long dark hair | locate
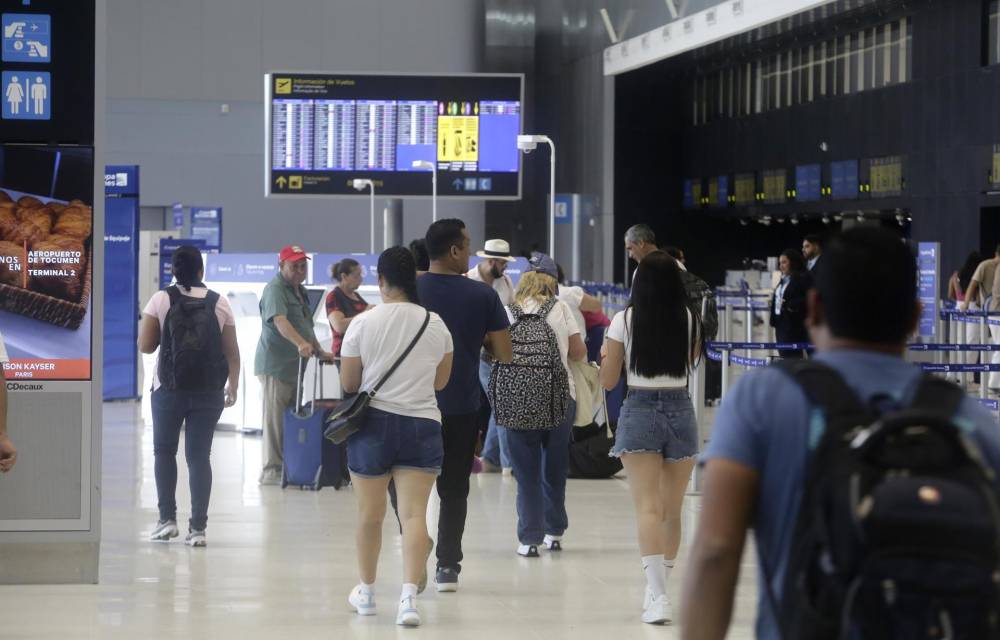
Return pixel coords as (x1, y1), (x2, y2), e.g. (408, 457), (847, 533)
(409, 238), (430, 271)
(377, 246), (419, 304)
(331, 258), (359, 282)
(959, 251), (984, 292)
(780, 248), (807, 274)
(627, 251), (690, 378)
(171, 245), (204, 292)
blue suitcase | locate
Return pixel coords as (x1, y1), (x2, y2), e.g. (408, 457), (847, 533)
(281, 359), (350, 490)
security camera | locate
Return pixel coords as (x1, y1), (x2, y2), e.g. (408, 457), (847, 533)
(517, 134), (550, 153)
(411, 160), (434, 171)
(352, 179), (373, 191)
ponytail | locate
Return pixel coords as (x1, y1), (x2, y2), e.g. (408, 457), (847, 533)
(377, 246), (420, 304)
(171, 245), (204, 292)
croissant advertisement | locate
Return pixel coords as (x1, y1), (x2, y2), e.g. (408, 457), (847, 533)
(0, 145), (93, 380)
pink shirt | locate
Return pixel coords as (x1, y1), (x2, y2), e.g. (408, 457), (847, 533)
(142, 287), (235, 390)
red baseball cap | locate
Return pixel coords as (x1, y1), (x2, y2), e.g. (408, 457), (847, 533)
(279, 245), (310, 262)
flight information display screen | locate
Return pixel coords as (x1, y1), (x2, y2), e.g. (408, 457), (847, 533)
(795, 164), (821, 202)
(830, 160), (859, 199)
(266, 73), (523, 198)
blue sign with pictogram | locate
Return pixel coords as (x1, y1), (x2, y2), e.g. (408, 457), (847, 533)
(2, 70), (48, 119)
(2, 13), (50, 63)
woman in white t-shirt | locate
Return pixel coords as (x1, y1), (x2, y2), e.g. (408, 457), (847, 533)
(138, 246), (241, 548)
(599, 250), (700, 625)
(339, 246), (454, 628)
(497, 255), (586, 558)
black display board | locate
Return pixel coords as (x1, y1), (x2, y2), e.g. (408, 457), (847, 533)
(265, 72), (523, 199)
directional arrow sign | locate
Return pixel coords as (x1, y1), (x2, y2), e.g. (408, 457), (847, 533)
(276, 176), (287, 188)
(452, 178), (463, 190)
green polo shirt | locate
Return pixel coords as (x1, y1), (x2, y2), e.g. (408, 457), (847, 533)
(254, 274), (317, 384)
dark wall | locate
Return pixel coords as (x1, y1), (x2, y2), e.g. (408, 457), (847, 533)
(615, 0), (998, 288)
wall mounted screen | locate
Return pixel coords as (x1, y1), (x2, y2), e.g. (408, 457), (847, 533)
(795, 164), (821, 202)
(830, 160), (859, 200)
(265, 72), (523, 199)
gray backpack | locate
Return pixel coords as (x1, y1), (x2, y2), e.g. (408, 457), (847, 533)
(489, 298), (570, 430)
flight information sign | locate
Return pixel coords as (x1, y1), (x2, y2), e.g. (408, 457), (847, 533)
(795, 164), (821, 202)
(830, 160), (859, 200)
(266, 73), (523, 199)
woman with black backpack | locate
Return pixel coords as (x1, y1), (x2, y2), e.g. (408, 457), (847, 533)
(490, 253), (587, 558)
(138, 245), (241, 548)
(599, 250), (700, 625)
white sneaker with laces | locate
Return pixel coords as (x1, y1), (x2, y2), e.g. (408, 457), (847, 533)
(642, 594), (672, 625)
(149, 520), (179, 542)
(396, 595), (420, 627)
(349, 585), (376, 616)
(543, 534), (562, 551)
(643, 586), (652, 610)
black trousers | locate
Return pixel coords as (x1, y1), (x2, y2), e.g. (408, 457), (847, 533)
(388, 410), (480, 572)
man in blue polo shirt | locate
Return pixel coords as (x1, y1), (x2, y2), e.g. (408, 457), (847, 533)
(680, 228), (1000, 639)
(417, 219), (512, 593)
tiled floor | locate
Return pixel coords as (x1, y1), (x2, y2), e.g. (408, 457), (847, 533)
(0, 402), (760, 638)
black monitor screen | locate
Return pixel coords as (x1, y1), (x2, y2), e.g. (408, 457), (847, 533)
(266, 72), (523, 199)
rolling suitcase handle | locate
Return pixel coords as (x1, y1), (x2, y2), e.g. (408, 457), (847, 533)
(293, 356), (324, 418)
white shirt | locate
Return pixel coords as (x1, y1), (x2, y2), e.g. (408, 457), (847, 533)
(467, 265), (515, 306)
(808, 256), (819, 271)
(557, 284), (587, 337)
(608, 308), (691, 389)
(341, 302), (453, 423)
(142, 287), (236, 391)
(774, 277), (789, 316)
(0, 330), (8, 364)
(506, 298), (580, 400)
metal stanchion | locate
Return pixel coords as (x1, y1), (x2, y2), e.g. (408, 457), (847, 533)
(720, 347), (730, 401)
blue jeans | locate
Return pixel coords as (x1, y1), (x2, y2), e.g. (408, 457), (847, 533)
(502, 399), (575, 545)
(479, 358), (510, 468)
(151, 388), (224, 531)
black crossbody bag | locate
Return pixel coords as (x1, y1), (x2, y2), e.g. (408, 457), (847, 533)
(323, 310), (430, 444)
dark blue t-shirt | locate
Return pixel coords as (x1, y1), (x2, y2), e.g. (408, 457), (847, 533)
(418, 272), (510, 415)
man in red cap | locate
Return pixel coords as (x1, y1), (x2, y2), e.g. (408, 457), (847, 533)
(254, 245), (333, 485)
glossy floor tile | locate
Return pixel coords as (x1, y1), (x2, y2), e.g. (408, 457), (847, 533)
(0, 402), (760, 638)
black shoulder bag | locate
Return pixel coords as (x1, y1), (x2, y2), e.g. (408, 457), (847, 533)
(323, 310), (431, 444)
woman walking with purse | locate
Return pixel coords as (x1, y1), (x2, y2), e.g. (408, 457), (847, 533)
(599, 250), (700, 625)
(338, 246), (454, 627)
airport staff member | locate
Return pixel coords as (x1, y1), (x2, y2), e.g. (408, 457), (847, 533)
(254, 245), (333, 486)
(0, 330), (15, 473)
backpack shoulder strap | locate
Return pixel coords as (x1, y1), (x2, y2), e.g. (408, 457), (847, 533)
(509, 303), (524, 321)
(165, 285), (181, 307)
(539, 296), (559, 317)
(775, 359), (871, 437)
(906, 373), (966, 417)
(204, 289), (221, 310)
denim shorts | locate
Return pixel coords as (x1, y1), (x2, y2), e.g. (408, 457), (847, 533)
(346, 407), (444, 478)
(610, 389), (698, 461)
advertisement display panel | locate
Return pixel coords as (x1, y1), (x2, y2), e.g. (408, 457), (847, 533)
(0, 144), (94, 380)
(103, 165), (139, 399)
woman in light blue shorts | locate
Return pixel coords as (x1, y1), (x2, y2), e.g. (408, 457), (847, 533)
(599, 251), (700, 625)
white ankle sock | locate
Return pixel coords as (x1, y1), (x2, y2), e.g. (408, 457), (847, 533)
(642, 554), (666, 599)
(400, 583), (418, 600)
(663, 559), (675, 584)
(360, 582), (374, 595)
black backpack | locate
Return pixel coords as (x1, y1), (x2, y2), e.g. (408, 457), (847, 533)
(158, 286), (228, 392)
(489, 298), (570, 430)
(771, 360), (1000, 640)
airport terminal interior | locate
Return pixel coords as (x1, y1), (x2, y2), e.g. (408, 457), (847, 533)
(4, 0), (1000, 637)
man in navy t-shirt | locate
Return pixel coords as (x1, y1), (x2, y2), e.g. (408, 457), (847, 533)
(680, 228), (1000, 639)
(417, 219), (512, 592)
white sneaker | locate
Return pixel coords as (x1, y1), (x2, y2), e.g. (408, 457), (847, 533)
(258, 468), (282, 486)
(643, 586), (652, 610)
(543, 535), (562, 551)
(516, 544), (540, 557)
(396, 595), (420, 627)
(149, 520), (179, 542)
(349, 585), (376, 616)
(642, 594), (672, 625)
(184, 529), (207, 547)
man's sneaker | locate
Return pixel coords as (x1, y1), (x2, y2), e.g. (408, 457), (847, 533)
(185, 529), (207, 547)
(517, 544), (540, 558)
(435, 567), (459, 593)
(417, 536), (433, 594)
(481, 458), (502, 473)
(149, 520), (179, 542)
(543, 535), (562, 551)
(258, 468), (282, 486)
(641, 594), (672, 625)
(396, 595), (420, 627)
(348, 585), (376, 616)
